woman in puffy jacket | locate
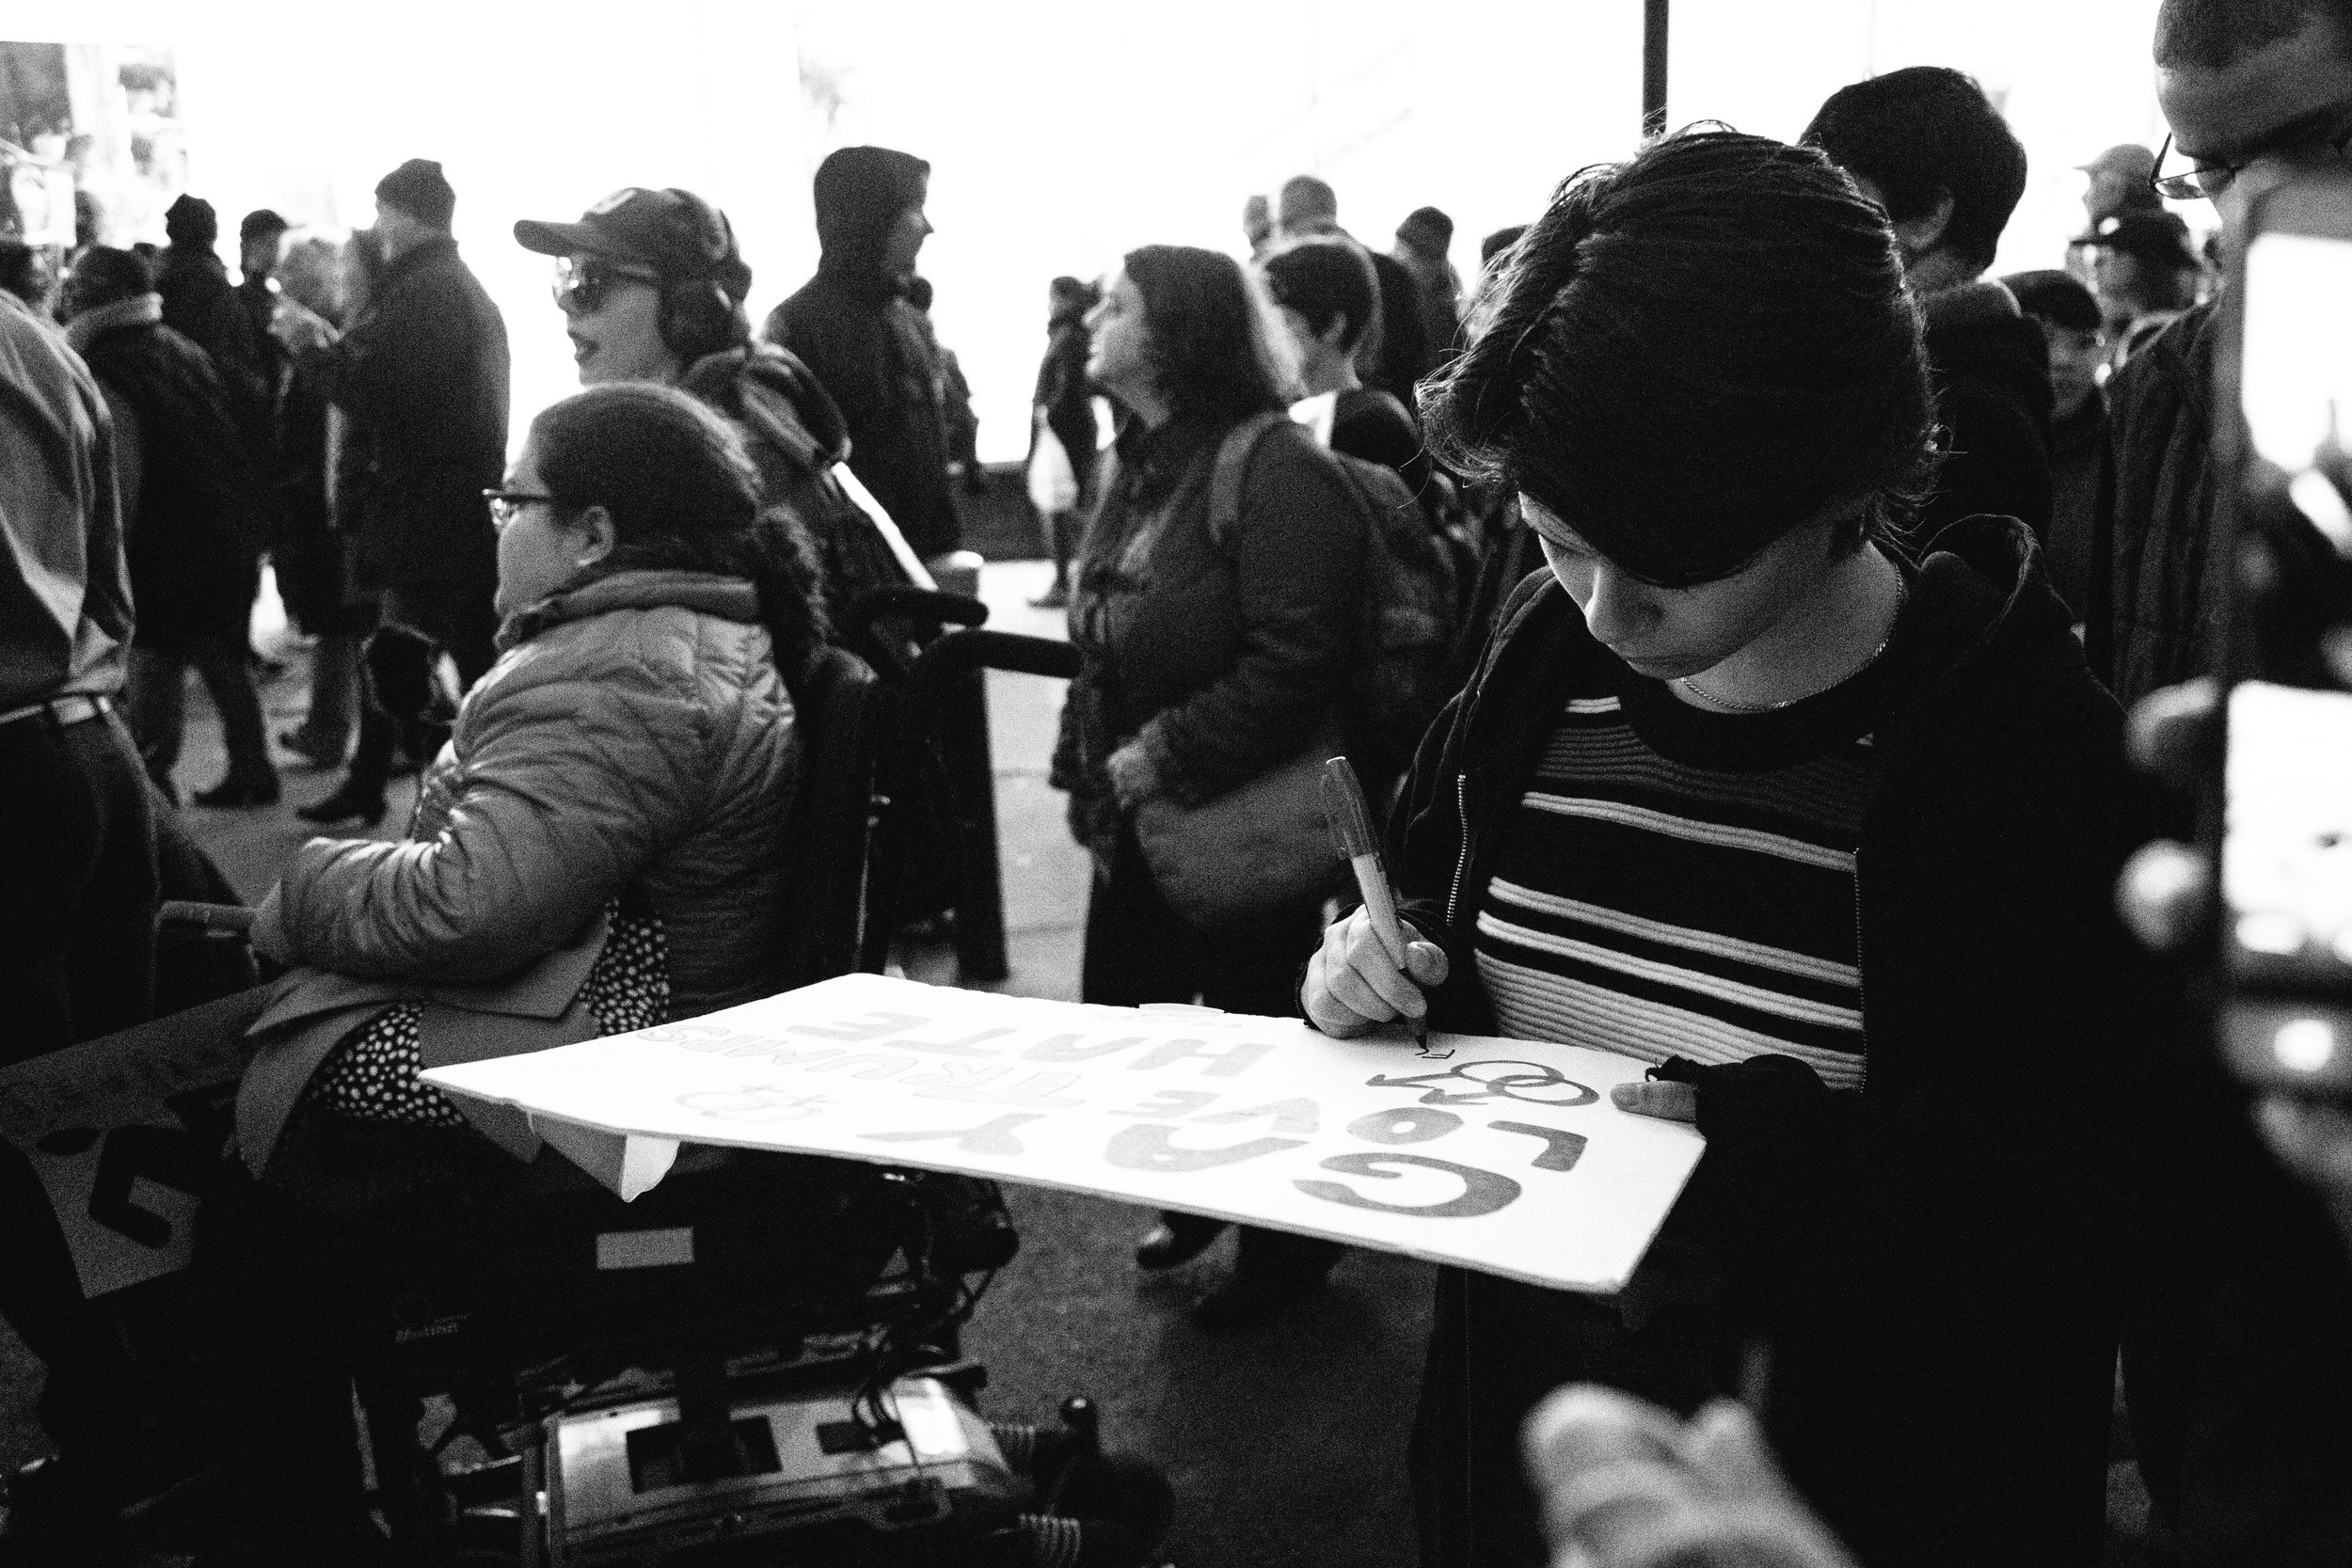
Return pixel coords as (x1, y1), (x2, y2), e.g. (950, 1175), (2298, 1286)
(125, 382), (833, 1560)
(241, 380), (823, 1160)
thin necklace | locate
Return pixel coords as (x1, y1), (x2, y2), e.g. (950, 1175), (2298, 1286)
(1677, 575), (1910, 714)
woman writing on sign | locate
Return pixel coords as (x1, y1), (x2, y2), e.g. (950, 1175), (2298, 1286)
(1052, 245), (1372, 1327)
(1303, 131), (2178, 1568)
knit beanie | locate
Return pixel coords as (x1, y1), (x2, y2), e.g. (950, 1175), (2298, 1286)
(375, 158), (456, 230)
(164, 194), (218, 247)
(1397, 205), (1454, 254)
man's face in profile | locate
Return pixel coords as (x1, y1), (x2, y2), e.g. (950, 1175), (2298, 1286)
(2158, 14), (2352, 236)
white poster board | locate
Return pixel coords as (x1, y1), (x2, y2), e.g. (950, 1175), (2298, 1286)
(423, 974), (1703, 1294)
(0, 990), (261, 1297)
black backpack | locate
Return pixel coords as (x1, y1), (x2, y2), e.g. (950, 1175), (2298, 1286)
(1206, 412), (1462, 780)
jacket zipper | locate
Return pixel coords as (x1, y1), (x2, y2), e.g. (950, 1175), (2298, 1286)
(1446, 772), (1472, 928)
(1851, 846), (1869, 1088)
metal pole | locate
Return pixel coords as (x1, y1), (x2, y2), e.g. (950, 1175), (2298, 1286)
(1643, 0), (1670, 137)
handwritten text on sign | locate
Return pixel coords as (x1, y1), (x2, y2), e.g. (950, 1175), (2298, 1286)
(0, 990), (262, 1298)
(422, 974), (1704, 1293)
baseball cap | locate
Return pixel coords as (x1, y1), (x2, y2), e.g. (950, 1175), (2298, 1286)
(2075, 210), (2204, 271)
(514, 187), (752, 303)
(2076, 143), (2157, 182)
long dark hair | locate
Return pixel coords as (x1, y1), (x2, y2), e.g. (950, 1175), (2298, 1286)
(1422, 129), (1935, 587)
(1121, 244), (1297, 429)
(530, 382), (828, 681)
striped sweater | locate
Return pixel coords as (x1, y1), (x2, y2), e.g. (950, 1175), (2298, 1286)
(1474, 658), (1903, 1093)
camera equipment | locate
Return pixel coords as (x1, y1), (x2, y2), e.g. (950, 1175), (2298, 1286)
(2210, 165), (2352, 1099)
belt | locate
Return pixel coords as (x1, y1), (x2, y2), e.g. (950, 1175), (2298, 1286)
(0, 693), (114, 732)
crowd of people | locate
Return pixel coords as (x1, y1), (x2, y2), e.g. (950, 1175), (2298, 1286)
(4, 0), (2352, 1562)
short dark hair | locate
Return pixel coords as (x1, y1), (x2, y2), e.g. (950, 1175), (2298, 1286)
(2002, 269), (2103, 332)
(1261, 239), (1381, 352)
(1121, 244), (1295, 427)
(1278, 174), (1338, 230)
(1803, 66), (2027, 277)
(2154, 0), (2352, 68)
(530, 383), (826, 670)
(1481, 225), (1529, 267)
(1422, 130), (1933, 587)
(67, 245), (155, 310)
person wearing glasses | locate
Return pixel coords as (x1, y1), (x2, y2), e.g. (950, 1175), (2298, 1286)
(510, 185), (914, 627)
(2093, 0), (2352, 706)
(2086, 3), (2352, 1563)
(86, 384), (833, 1558)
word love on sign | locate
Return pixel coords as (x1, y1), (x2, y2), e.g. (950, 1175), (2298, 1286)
(422, 974), (1704, 1293)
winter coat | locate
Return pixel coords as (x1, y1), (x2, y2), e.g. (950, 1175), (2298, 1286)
(2044, 391), (2107, 621)
(1391, 516), (2184, 1568)
(153, 244), (270, 421)
(1034, 315), (1100, 490)
(1919, 278), (2054, 544)
(0, 292), (131, 711)
(322, 233), (509, 593)
(69, 295), (270, 647)
(2085, 302), (2219, 707)
(681, 340), (913, 629)
(762, 147), (960, 562)
(1049, 411), (1367, 868)
(254, 569), (800, 1020)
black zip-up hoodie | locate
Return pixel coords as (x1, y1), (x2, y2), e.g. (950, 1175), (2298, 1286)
(1391, 516), (2186, 1568)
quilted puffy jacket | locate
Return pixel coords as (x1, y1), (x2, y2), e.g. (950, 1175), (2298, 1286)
(258, 569), (801, 1018)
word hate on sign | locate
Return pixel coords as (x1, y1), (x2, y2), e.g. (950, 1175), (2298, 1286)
(423, 974), (1704, 1293)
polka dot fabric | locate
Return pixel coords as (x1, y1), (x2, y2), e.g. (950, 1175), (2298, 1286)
(306, 903), (672, 1127)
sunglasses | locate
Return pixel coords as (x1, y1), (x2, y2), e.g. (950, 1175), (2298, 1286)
(551, 254), (663, 314)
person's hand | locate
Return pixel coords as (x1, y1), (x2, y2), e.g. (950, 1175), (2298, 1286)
(246, 891), (297, 966)
(1524, 1385), (1859, 1568)
(1303, 906), (1449, 1037)
(1105, 741), (1160, 810)
(1609, 1079), (1698, 1123)
(2115, 678), (2220, 954)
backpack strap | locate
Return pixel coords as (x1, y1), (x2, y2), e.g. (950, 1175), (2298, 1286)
(1205, 409), (1300, 552)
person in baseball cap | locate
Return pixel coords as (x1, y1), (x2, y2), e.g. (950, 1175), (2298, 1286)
(2076, 208), (2207, 372)
(514, 185), (914, 629)
(515, 186), (754, 385)
(2076, 143), (2163, 227)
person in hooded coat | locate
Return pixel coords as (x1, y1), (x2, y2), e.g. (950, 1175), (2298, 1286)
(761, 145), (963, 565)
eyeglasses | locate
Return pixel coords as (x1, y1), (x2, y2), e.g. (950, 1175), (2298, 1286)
(550, 254), (662, 314)
(483, 489), (557, 530)
(2152, 122), (2352, 202)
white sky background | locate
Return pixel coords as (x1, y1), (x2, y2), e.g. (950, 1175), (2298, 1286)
(29, 0), (2176, 464)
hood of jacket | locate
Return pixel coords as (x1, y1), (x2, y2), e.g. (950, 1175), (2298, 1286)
(62, 292), (162, 355)
(1402, 515), (2101, 988)
(812, 145), (929, 288)
(1921, 277), (2053, 426)
(498, 567), (761, 653)
(1453, 515), (2072, 785)
(679, 340), (852, 471)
